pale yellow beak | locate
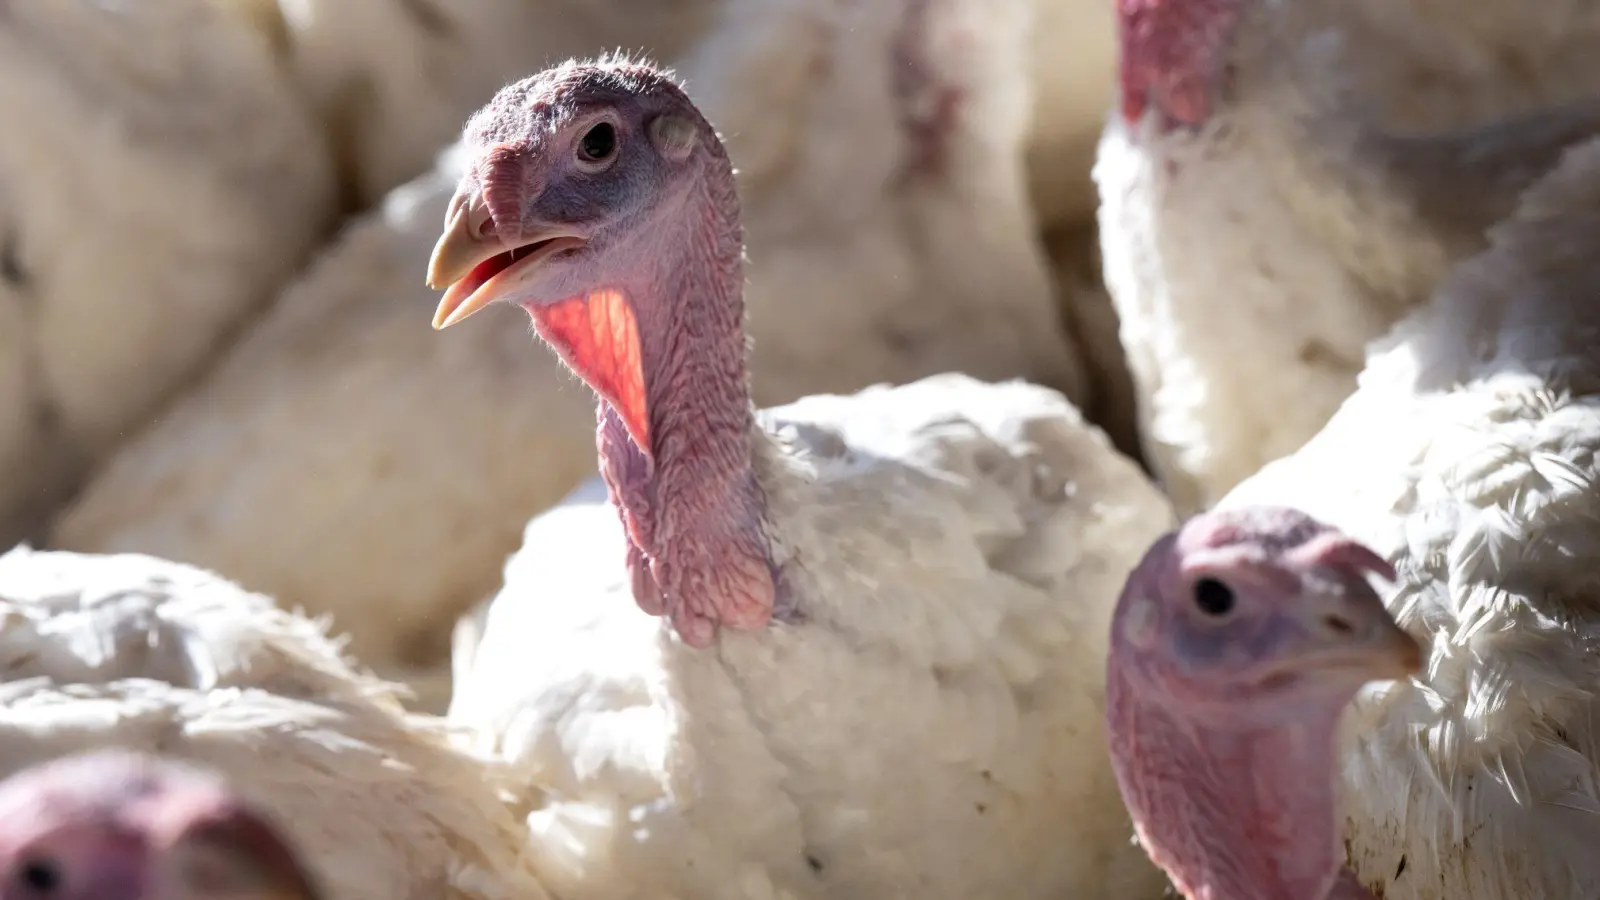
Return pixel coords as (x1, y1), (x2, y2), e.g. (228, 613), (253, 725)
(1303, 611), (1424, 682)
(425, 188), (588, 330)
(426, 189), (502, 330)
(1363, 618), (1424, 680)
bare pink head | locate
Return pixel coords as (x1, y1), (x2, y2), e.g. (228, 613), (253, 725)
(1116, 0), (1248, 127)
(1105, 506), (1421, 900)
(0, 751), (320, 900)
(424, 59), (779, 648)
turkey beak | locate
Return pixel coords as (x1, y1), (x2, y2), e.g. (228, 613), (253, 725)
(426, 189), (589, 330)
(1298, 602), (1423, 682)
(426, 189), (502, 329)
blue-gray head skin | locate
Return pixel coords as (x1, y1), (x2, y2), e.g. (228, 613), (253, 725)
(424, 59), (777, 648)
(0, 751), (322, 900)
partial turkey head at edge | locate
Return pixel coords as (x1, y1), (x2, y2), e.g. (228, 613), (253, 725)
(424, 59), (777, 648)
(0, 750), (322, 900)
(1106, 506), (1422, 900)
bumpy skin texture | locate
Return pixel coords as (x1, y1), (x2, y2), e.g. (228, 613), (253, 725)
(1107, 507), (1421, 900)
(0, 751), (320, 900)
(1115, 0), (1243, 127)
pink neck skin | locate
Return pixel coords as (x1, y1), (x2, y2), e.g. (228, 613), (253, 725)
(587, 141), (781, 648)
(1116, 0), (1247, 128)
(1106, 661), (1373, 900)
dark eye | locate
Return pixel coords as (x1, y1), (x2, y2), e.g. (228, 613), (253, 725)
(18, 856), (61, 894)
(1192, 578), (1235, 617)
(577, 123), (617, 163)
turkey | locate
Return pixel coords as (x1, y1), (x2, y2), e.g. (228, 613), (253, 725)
(437, 59), (1172, 900)
(1105, 507), (1422, 900)
(0, 544), (547, 900)
(0, 0), (336, 545)
(53, 0), (1082, 698)
(1217, 133), (1600, 897)
(0, 750), (326, 900)
(214, 0), (723, 206)
(1096, 0), (1600, 513)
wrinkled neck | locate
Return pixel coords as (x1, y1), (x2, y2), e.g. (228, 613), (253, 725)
(596, 141), (778, 644)
(601, 143), (754, 490)
(1107, 667), (1358, 900)
(1117, 0), (1249, 128)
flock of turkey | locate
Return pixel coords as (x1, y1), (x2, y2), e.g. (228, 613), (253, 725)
(0, 0), (1597, 898)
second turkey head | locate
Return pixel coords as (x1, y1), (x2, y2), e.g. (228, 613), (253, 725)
(1106, 506), (1422, 900)
(0, 751), (322, 900)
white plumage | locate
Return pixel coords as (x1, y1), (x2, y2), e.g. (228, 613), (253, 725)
(452, 374), (1173, 900)
(0, 544), (548, 900)
(0, 0), (336, 544)
(49, 145), (598, 690)
(1221, 134), (1600, 898)
(52, 0), (1084, 697)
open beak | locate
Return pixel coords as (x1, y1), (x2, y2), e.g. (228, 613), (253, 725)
(425, 188), (586, 330)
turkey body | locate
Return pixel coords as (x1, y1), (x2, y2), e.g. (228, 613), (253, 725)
(0, 0), (335, 544)
(1097, 0), (1600, 513)
(452, 374), (1173, 900)
(0, 545), (548, 900)
(1221, 135), (1600, 898)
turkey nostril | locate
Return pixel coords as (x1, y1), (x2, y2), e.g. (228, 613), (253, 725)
(1322, 614), (1354, 635)
(20, 856), (62, 893)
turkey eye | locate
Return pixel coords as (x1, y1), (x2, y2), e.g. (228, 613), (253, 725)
(19, 856), (61, 893)
(1192, 578), (1235, 617)
(577, 123), (617, 162)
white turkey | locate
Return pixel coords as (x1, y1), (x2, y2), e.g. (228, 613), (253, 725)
(1096, 0), (1600, 513)
(438, 58), (1171, 900)
(52, 0), (1082, 699)
(0, 0), (336, 545)
(1218, 133), (1600, 898)
(0, 544), (547, 900)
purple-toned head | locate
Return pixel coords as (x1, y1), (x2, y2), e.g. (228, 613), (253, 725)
(1116, 0), (1248, 127)
(425, 59), (776, 648)
(1105, 506), (1421, 899)
(426, 61), (716, 328)
(0, 752), (320, 900)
